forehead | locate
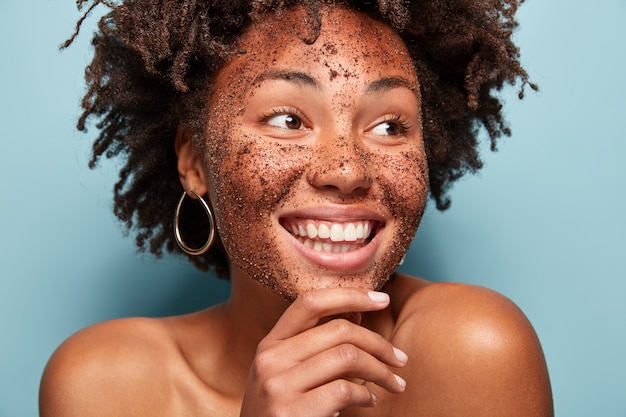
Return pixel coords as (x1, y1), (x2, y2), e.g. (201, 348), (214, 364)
(215, 6), (418, 90)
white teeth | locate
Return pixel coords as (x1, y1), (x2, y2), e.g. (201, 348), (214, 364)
(344, 223), (357, 242)
(297, 236), (362, 254)
(330, 224), (344, 242)
(287, 220), (375, 251)
(356, 223), (364, 239)
(306, 223), (318, 239)
(289, 221), (370, 242)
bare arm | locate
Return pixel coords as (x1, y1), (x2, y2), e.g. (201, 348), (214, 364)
(39, 319), (175, 417)
(387, 281), (553, 416)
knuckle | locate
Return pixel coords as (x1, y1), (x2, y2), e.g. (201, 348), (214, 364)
(252, 350), (277, 377)
(260, 375), (283, 397)
(256, 338), (271, 352)
(298, 291), (318, 310)
(332, 379), (355, 403)
(329, 379), (370, 406)
(331, 318), (353, 337)
(336, 343), (360, 365)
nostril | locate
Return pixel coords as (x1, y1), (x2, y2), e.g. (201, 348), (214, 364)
(307, 160), (373, 195)
(305, 136), (373, 194)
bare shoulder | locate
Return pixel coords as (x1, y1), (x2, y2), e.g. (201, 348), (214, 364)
(39, 317), (182, 417)
(387, 274), (554, 416)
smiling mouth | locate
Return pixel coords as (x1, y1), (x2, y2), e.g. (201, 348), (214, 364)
(281, 219), (379, 253)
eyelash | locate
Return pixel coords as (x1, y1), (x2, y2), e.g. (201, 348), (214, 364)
(261, 107), (308, 126)
(372, 115), (413, 137)
(260, 108), (413, 135)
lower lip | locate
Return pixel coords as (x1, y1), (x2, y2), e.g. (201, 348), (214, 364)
(284, 227), (383, 271)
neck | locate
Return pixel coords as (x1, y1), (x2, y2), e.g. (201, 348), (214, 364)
(217, 266), (291, 388)
(230, 266), (291, 331)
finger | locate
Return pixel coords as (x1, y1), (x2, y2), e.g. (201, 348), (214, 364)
(267, 288), (390, 340)
(263, 318), (408, 370)
(283, 379), (376, 417)
(282, 343), (407, 394)
(320, 311), (362, 326)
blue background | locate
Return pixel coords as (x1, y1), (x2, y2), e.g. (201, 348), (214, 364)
(1, 1), (625, 416)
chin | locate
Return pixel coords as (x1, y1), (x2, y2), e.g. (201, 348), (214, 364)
(279, 259), (400, 302)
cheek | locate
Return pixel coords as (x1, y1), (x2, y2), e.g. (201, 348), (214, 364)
(373, 147), (429, 246)
(210, 137), (310, 212)
(370, 147), (429, 218)
(204, 132), (311, 261)
(365, 147), (428, 290)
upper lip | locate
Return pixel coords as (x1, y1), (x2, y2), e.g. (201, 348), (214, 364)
(276, 205), (388, 224)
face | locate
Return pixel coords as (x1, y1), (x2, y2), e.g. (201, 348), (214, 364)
(201, 6), (429, 301)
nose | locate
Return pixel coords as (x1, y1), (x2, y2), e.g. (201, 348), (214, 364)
(306, 135), (373, 196)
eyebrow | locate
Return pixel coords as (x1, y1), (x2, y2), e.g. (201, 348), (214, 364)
(365, 77), (418, 96)
(252, 70), (321, 90)
(252, 70), (417, 98)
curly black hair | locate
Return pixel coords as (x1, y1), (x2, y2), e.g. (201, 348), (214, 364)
(65, 0), (535, 278)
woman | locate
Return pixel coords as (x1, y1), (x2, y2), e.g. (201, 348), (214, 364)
(40, 0), (553, 416)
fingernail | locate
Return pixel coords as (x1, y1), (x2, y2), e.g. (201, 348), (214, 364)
(393, 347), (408, 364)
(371, 391), (378, 403)
(367, 291), (389, 303)
(394, 374), (407, 389)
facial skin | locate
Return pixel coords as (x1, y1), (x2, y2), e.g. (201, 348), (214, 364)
(196, 6), (429, 301)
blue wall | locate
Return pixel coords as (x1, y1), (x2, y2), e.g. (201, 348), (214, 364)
(1, 1), (624, 416)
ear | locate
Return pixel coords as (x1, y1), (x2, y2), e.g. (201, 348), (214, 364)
(175, 127), (208, 196)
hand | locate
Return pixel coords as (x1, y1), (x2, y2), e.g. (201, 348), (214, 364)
(239, 288), (408, 417)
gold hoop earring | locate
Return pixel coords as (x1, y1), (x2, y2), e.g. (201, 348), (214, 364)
(174, 190), (215, 256)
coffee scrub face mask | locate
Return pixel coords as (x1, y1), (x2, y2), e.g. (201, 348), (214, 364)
(201, 6), (429, 301)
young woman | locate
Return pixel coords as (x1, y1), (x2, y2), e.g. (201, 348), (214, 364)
(40, 1), (553, 416)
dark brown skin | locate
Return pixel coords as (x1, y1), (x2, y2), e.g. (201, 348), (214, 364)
(40, 276), (552, 416)
(40, 6), (552, 417)
(199, 5), (428, 301)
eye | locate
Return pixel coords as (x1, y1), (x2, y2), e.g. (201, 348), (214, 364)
(370, 117), (410, 136)
(266, 113), (304, 130)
